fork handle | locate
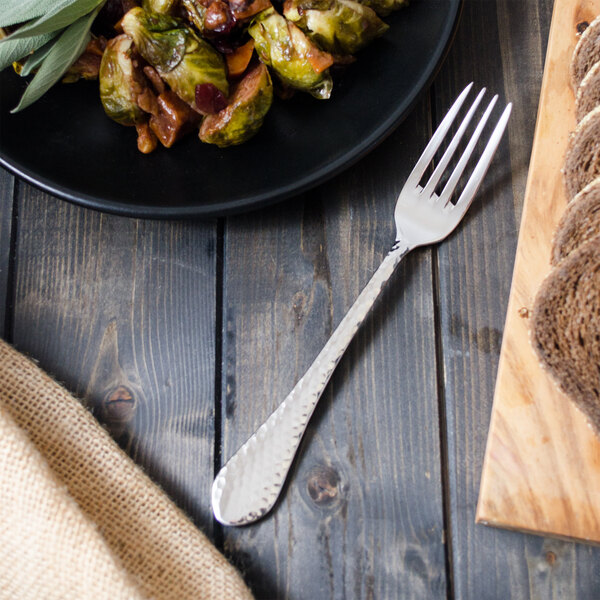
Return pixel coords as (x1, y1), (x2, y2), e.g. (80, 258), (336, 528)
(212, 240), (411, 526)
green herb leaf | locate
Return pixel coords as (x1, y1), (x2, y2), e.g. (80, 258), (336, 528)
(11, 7), (101, 113)
(3, 0), (106, 41)
(0, 31), (57, 71)
(20, 38), (57, 77)
(0, 0), (67, 29)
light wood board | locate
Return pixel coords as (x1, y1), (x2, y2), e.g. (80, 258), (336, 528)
(477, 0), (600, 544)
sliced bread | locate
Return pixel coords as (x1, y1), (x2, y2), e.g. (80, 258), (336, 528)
(571, 15), (600, 91)
(563, 104), (600, 200)
(576, 60), (600, 121)
(531, 236), (600, 435)
(551, 177), (600, 264)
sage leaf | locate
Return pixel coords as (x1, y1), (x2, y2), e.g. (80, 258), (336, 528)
(4, 0), (106, 41)
(11, 7), (100, 113)
(0, 0), (67, 29)
(20, 39), (57, 77)
(0, 31), (57, 71)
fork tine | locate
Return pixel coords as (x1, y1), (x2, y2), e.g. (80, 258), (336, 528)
(403, 82), (474, 191)
(438, 94), (498, 205)
(421, 87), (486, 200)
(453, 101), (513, 211)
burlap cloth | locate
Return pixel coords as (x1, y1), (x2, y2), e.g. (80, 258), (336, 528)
(0, 338), (253, 600)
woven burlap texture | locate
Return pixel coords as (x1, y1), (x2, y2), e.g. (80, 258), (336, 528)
(0, 339), (253, 600)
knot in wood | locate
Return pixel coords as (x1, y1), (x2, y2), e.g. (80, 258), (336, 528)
(292, 291), (306, 325)
(103, 385), (136, 424)
(306, 465), (341, 507)
(545, 551), (557, 566)
(577, 21), (589, 35)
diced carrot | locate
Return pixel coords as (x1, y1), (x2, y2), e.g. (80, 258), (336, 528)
(226, 40), (255, 78)
(307, 46), (334, 74)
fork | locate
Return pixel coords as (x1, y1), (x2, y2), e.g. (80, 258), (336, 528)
(212, 83), (512, 527)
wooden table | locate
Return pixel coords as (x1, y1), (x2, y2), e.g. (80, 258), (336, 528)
(2, 0), (600, 597)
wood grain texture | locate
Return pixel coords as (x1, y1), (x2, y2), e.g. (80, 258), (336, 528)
(434, 0), (600, 598)
(0, 167), (14, 338)
(220, 98), (448, 599)
(478, 0), (600, 543)
(10, 187), (218, 531)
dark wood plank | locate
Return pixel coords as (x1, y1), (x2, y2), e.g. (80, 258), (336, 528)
(220, 97), (448, 599)
(435, 0), (600, 597)
(0, 167), (14, 339)
(11, 186), (218, 531)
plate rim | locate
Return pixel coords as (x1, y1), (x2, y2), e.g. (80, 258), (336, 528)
(0, 0), (463, 219)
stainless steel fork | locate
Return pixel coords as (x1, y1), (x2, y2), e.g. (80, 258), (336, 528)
(212, 83), (512, 527)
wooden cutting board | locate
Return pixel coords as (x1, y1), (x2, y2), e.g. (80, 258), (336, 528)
(476, 0), (600, 544)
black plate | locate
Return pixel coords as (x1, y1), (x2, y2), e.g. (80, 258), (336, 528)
(0, 1), (461, 218)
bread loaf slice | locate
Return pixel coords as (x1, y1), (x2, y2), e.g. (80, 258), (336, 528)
(563, 105), (600, 199)
(576, 60), (600, 121)
(551, 177), (600, 264)
(571, 15), (600, 91)
(532, 236), (600, 435)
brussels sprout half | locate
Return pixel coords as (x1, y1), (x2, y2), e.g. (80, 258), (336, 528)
(283, 0), (388, 55)
(248, 7), (333, 99)
(121, 7), (228, 110)
(99, 34), (147, 126)
(200, 62), (273, 147)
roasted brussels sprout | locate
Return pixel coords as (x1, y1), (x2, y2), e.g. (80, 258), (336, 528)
(248, 7), (333, 99)
(121, 7), (229, 111)
(283, 0), (388, 55)
(358, 0), (407, 17)
(99, 34), (147, 125)
(199, 61), (273, 146)
(142, 0), (178, 13)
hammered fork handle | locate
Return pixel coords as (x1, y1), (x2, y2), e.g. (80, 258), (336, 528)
(212, 240), (411, 526)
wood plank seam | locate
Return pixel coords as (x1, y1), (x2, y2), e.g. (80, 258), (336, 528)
(428, 79), (456, 600)
(1, 175), (18, 343)
(213, 216), (226, 553)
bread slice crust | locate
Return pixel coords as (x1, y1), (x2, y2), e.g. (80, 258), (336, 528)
(552, 177), (600, 264)
(563, 105), (600, 200)
(576, 60), (600, 122)
(532, 236), (600, 435)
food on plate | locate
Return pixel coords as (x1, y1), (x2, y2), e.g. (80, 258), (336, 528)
(576, 60), (600, 121)
(563, 105), (600, 199)
(1, 0), (407, 151)
(121, 8), (229, 110)
(149, 90), (201, 147)
(199, 61), (272, 146)
(225, 39), (255, 77)
(248, 7), (333, 99)
(99, 34), (149, 125)
(571, 15), (600, 91)
(531, 237), (600, 435)
(282, 0), (388, 55)
(551, 177), (600, 265)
